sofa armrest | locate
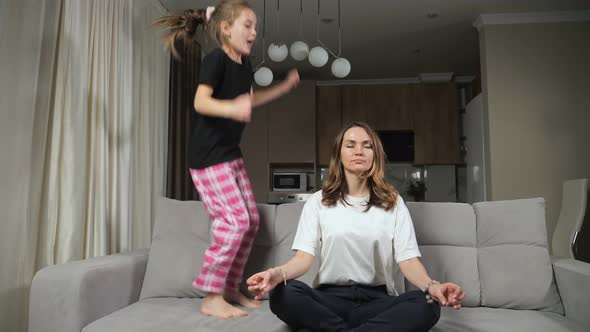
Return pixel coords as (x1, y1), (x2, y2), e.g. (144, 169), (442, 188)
(29, 249), (149, 332)
(553, 258), (590, 328)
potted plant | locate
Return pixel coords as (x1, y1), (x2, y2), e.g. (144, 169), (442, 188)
(406, 179), (427, 202)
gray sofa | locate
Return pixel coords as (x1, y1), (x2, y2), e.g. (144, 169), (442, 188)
(29, 197), (590, 332)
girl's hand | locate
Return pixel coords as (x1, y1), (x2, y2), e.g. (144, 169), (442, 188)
(284, 69), (300, 91)
(246, 268), (284, 300)
(231, 93), (252, 122)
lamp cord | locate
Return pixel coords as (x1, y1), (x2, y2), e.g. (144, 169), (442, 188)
(316, 0), (342, 58)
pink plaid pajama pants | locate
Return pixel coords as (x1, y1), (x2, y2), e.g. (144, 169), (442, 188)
(189, 158), (259, 294)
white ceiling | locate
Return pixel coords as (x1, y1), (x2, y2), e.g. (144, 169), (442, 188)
(159, 0), (590, 80)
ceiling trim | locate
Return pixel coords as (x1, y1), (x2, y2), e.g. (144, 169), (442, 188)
(454, 75), (476, 83)
(473, 10), (590, 31)
(317, 74), (477, 86)
(419, 72), (454, 82)
(317, 77), (421, 86)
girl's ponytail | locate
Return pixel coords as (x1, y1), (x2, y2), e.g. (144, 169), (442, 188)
(153, 9), (206, 59)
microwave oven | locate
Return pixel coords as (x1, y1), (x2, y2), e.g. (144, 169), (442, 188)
(272, 172), (307, 192)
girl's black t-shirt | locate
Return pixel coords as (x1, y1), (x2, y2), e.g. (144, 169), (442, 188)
(189, 48), (253, 169)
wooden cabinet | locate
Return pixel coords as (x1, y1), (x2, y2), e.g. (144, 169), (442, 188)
(268, 81), (316, 163)
(341, 85), (368, 125)
(316, 85), (342, 165)
(316, 82), (461, 165)
(339, 84), (417, 129)
(242, 81), (317, 202)
(241, 105), (269, 203)
(366, 84), (416, 131)
(414, 83), (461, 164)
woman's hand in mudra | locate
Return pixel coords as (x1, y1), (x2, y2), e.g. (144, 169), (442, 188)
(246, 268), (284, 300)
(428, 282), (465, 310)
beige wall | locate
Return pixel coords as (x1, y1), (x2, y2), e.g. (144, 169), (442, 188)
(479, 21), (590, 244)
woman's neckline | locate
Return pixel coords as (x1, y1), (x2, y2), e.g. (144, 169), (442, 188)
(346, 194), (369, 201)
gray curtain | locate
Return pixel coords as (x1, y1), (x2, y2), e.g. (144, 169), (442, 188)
(166, 40), (201, 200)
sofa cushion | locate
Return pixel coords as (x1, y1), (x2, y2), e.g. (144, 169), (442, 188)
(275, 202), (320, 287)
(406, 202), (480, 307)
(82, 298), (291, 332)
(432, 307), (585, 332)
(140, 198), (209, 299)
(474, 198), (564, 313)
(239, 204), (280, 298)
(140, 197), (277, 299)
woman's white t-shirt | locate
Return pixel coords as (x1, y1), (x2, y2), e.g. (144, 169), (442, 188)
(292, 190), (421, 295)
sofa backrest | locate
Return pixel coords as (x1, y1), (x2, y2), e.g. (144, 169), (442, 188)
(407, 198), (563, 313)
(474, 198), (563, 313)
(273, 203), (320, 285)
(239, 202), (319, 297)
(406, 202), (481, 307)
(140, 198), (315, 300)
(140, 197), (564, 314)
(140, 198), (210, 299)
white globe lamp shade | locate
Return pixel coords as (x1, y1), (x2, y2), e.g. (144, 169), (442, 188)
(254, 67), (273, 87)
(268, 43), (288, 62)
(290, 41), (309, 61)
(308, 46), (329, 67)
(331, 57), (351, 78)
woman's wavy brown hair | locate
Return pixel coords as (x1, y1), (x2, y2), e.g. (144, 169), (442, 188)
(322, 121), (398, 211)
(153, 0), (254, 59)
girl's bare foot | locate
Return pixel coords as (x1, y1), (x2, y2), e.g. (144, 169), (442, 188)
(224, 289), (261, 309)
(200, 293), (248, 319)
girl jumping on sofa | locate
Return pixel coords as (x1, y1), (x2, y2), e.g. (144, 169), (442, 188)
(247, 122), (465, 331)
(155, 0), (299, 319)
